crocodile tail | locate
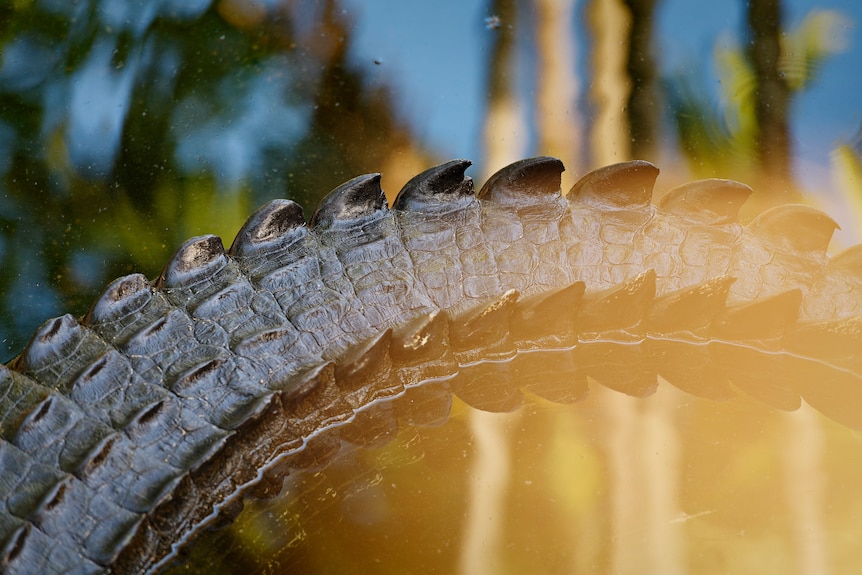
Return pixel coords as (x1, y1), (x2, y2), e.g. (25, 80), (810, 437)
(2, 158), (862, 573)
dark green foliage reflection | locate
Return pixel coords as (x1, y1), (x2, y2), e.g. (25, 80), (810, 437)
(0, 0), (414, 360)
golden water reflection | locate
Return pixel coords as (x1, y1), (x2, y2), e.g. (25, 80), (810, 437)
(168, 377), (862, 574)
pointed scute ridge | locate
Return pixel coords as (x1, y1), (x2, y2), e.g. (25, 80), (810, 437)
(477, 156), (564, 203)
(229, 199), (305, 256)
(393, 160), (474, 211)
(712, 289), (803, 340)
(567, 160), (658, 208)
(391, 309), (449, 362)
(748, 204), (838, 256)
(511, 281), (586, 345)
(644, 276), (736, 333)
(84, 273), (151, 326)
(310, 173), (387, 229)
(334, 328), (394, 394)
(658, 179), (752, 224)
(576, 270), (657, 332)
(450, 289), (519, 350)
(14, 314), (79, 372)
(157, 235), (227, 289)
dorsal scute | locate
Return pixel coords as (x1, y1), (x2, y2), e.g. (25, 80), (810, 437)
(712, 289), (803, 340)
(334, 328), (394, 395)
(84, 274), (152, 328)
(310, 173), (388, 230)
(477, 156), (564, 204)
(748, 204), (838, 257)
(393, 159), (475, 212)
(157, 235), (227, 290)
(658, 178), (752, 224)
(511, 281), (586, 347)
(14, 314), (81, 375)
(574, 270), (657, 334)
(229, 199), (306, 257)
(450, 289), (520, 351)
(644, 276), (736, 333)
(567, 160), (658, 209)
(12, 314), (116, 401)
(390, 310), (450, 363)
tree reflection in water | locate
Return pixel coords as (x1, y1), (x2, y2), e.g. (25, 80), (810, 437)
(175, 389), (862, 574)
(2, 1), (862, 573)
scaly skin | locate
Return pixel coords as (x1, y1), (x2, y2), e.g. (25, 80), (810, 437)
(1, 157), (861, 574)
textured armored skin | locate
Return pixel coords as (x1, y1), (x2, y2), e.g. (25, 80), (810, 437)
(2, 157), (862, 573)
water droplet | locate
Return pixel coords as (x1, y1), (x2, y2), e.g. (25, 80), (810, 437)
(485, 15), (501, 30)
